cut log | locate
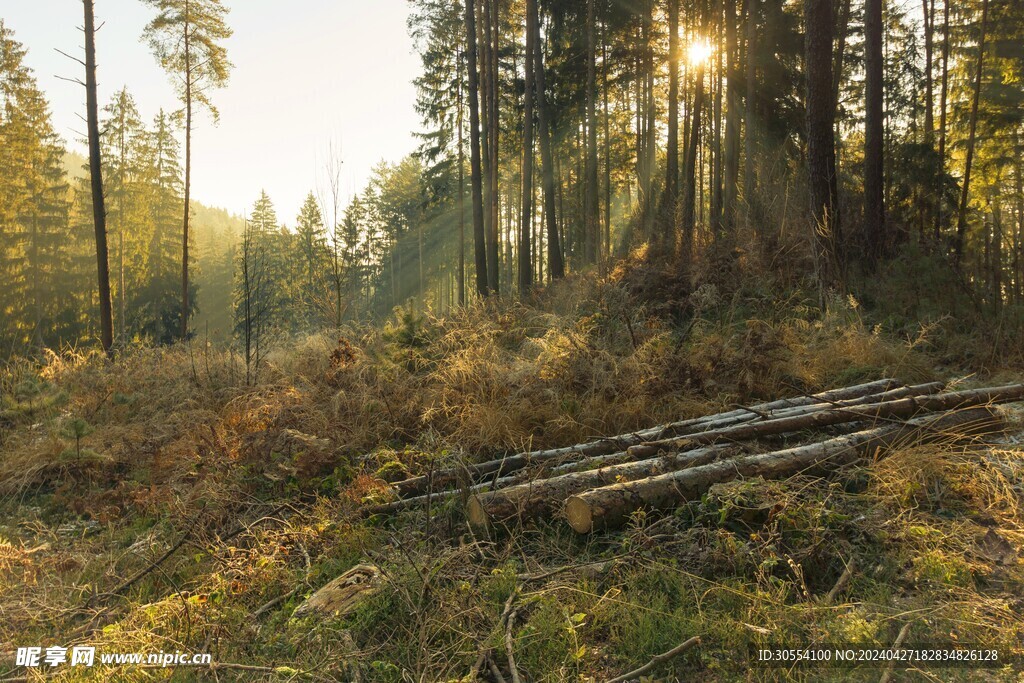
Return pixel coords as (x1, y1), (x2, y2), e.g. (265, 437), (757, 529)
(565, 406), (1002, 533)
(466, 445), (740, 528)
(392, 379), (901, 497)
(625, 385), (1024, 459)
(549, 382), (943, 476)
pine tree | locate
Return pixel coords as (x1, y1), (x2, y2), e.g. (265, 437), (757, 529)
(295, 191), (327, 323)
(0, 21), (72, 351)
(102, 88), (151, 343)
(142, 0), (233, 340)
(135, 109), (187, 344)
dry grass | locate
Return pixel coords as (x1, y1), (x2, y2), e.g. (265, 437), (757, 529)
(0, 279), (1021, 681)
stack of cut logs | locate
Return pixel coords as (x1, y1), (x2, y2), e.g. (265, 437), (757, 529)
(369, 380), (1024, 534)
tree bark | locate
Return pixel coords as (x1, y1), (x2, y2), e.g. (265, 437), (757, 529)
(566, 407), (1001, 532)
(681, 64), (706, 268)
(936, 0), (950, 241)
(458, 51), (466, 306)
(723, 0), (740, 235)
(181, 0), (193, 340)
(485, 0), (501, 293)
(467, 445), (741, 528)
(584, 0), (600, 265)
(864, 0), (886, 266)
(661, 0), (681, 238)
(805, 0), (841, 300)
(744, 0), (759, 237)
(519, 0), (536, 293)
(955, 0), (990, 265)
(84, 0), (114, 359)
(922, 0), (935, 144)
(465, 0), (489, 296)
(532, 2), (564, 279)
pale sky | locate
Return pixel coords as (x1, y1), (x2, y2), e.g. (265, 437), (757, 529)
(2, 0), (423, 223)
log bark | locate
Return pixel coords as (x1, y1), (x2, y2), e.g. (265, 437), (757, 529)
(466, 445), (740, 528)
(391, 379), (900, 497)
(565, 407), (1002, 533)
(625, 385), (1023, 459)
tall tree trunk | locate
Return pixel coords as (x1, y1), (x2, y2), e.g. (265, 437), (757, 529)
(712, 0), (724, 238)
(519, 5), (535, 293)
(744, 0), (759, 237)
(954, 0), (990, 265)
(681, 64), (706, 269)
(485, 0), (501, 293)
(864, 0), (886, 266)
(832, 0), (852, 132)
(922, 0), (934, 144)
(84, 0), (113, 358)
(117, 100), (126, 347)
(465, 0), (488, 296)
(181, 0), (192, 340)
(805, 0), (841, 300)
(584, 0), (599, 265)
(662, 0), (680, 242)
(992, 195), (1002, 311)
(532, 1), (564, 279)
(603, 26), (612, 263)
(457, 54), (466, 306)
(935, 0), (950, 241)
(723, 0), (740, 236)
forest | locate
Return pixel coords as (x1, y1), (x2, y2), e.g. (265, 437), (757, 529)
(2, 0), (1024, 680)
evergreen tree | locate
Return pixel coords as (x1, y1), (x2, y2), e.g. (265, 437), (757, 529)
(0, 22), (72, 351)
(142, 0), (233, 340)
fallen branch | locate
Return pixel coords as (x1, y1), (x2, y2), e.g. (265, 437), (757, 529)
(505, 607), (522, 683)
(565, 407), (1002, 533)
(878, 622), (913, 683)
(824, 557), (856, 604)
(606, 636), (701, 683)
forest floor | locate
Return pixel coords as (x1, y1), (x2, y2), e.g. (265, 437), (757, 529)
(2, 262), (1024, 682)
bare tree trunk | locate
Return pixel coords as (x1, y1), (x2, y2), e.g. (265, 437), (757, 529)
(584, 0), (599, 265)
(744, 0), (759, 237)
(465, 0), (489, 296)
(681, 65), (706, 269)
(864, 0), (886, 266)
(458, 55), (466, 306)
(181, 0), (192, 340)
(723, 0), (740, 235)
(84, 0), (113, 359)
(532, 1), (564, 279)
(805, 0), (841, 301)
(661, 0), (681, 242)
(954, 0), (990, 266)
(935, 0), (950, 241)
(519, 1), (535, 293)
(603, 27), (612, 264)
(712, 0), (724, 238)
(922, 0), (935, 144)
(485, 0), (501, 294)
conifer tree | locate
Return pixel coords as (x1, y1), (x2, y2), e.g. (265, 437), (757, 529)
(142, 0), (233, 340)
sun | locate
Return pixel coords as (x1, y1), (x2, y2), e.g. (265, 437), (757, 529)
(687, 40), (714, 66)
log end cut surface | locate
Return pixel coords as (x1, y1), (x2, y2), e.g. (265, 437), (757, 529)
(564, 495), (596, 534)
